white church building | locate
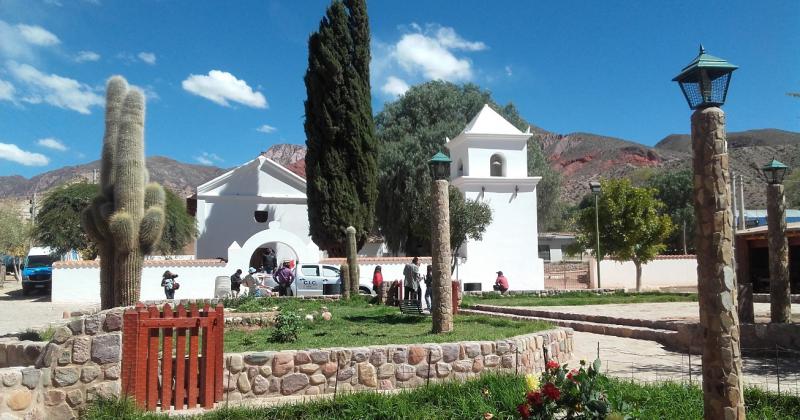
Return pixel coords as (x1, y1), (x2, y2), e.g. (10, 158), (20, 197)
(446, 104), (544, 291)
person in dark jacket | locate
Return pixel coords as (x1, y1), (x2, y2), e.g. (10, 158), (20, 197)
(230, 269), (243, 298)
(161, 270), (179, 299)
(424, 265), (433, 310)
(262, 248), (278, 275)
(274, 262), (295, 296)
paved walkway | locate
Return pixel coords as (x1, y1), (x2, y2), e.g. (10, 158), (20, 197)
(0, 276), (98, 335)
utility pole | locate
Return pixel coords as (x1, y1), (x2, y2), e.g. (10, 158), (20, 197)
(731, 171), (738, 232)
(738, 175), (746, 229)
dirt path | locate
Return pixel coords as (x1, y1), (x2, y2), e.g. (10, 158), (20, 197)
(0, 276), (98, 335)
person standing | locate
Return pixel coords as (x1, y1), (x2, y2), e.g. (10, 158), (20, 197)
(230, 269), (243, 298)
(403, 257), (420, 302)
(243, 267), (259, 296)
(275, 262), (295, 296)
(424, 265), (433, 310)
(161, 270), (179, 299)
(372, 265), (383, 295)
(493, 270), (509, 294)
(262, 248), (277, 275)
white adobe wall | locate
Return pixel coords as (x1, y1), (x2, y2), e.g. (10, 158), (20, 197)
(458, 185), (544, 291)
(52, 261), (230, 304)
(465, 140), (528, 177)
(588, 256), (698, 290)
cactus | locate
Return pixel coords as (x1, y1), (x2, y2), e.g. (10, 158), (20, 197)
(345, 226), (359, 297)
(340, 264), (350, 300)
(82, 76), (165, 308)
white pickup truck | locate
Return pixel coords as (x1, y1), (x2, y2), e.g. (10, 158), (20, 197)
(261, 263), (372, 296)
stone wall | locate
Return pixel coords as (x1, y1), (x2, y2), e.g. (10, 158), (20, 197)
(0, 309), (123, 419)
(221, 328), (573, 401)
(0, 340), (46, 369)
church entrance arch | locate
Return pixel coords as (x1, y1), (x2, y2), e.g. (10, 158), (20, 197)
(227, 222), (319, 273)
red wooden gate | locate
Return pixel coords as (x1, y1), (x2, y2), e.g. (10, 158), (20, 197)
(122, 302), (224, 411)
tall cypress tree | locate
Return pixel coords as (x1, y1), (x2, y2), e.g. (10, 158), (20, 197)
(304, 0), (377, 256)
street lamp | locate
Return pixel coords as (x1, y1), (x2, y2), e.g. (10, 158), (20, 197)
(588, 181), (602, 289)
(761, 159), (791, 323)
(428, 151), (453, 333)
(673, 45), (745, 418)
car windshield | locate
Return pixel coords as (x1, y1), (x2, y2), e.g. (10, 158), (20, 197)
(26, 255), (55, 268)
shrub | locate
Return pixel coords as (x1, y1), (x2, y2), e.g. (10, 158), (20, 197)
(270, 309), (301, 343)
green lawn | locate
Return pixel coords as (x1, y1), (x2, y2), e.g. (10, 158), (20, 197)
(222, 296), (553, 352)
(83, 374), (800, 420)
(461, 291), (698, 308)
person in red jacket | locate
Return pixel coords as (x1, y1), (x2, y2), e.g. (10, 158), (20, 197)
(493, 270), (509, 294)
(372, 266), (383, 294)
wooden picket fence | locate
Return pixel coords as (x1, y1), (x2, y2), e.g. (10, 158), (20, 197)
(121, 302), (224, 411)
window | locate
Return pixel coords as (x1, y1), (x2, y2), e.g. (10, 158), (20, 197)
(322, 266), (340, 277)
(538, 245), (551, 261)
(254, 210), (269, 223)
(301, 265), (319, 277)
(457, 159), (464, 177)
(490, 154), (505, 177)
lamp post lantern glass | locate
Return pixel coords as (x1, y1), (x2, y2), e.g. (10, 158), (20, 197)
(761, 159), (788, 185)
(589, 181), (601, 289)
(429, 151), (452, 180)
(672, 45), (738, 110)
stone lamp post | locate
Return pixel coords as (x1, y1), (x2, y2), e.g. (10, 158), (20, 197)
(429, 151), (453, 333)
(589, 181), (602, 288)
(673, 45), (745, 419)
(761, 159), (791, 323)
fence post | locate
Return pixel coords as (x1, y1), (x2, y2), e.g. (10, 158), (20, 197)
(161, 304), (174, 410)
(146, 305), (160, 411)
(202, 303), (215, 408)
(215, 304), (224, 402)
(134, 304), (149, 408)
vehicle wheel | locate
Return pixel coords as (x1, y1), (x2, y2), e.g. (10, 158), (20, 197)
(359, 286), (371, 295)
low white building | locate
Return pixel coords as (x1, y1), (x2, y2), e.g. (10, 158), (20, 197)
(446, 104), (545, 291)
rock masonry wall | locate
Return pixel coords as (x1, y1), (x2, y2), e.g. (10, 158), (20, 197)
(221, 328), (573, 401)
(0, 309), (123, 420)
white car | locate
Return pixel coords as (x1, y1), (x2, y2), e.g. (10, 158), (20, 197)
(261, 264), (372, 296)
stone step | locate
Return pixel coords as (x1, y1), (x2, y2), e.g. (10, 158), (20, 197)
(461, 308), (679, 347)
(469, 304), (683, 331)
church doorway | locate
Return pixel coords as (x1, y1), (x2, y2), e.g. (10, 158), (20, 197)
(248, 242), (299, 273)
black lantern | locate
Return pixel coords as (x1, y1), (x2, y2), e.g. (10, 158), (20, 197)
(673, 45), (738, 110)
(589, 181), (601, 194)
(429, 151), (452, 181)
(761, 158), (789, 185)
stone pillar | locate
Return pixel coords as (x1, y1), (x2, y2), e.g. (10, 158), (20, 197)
(691, 107), (746, 419)
(431, 179), (453, 333)
(340, 264), (350, 300)
(345, 226), (359, 297)
(767, 184), (791, 323)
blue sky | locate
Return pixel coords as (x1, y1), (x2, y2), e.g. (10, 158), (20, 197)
(0, 0), (798, 177)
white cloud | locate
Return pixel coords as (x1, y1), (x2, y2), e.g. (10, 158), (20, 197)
(0, 79), (14, 101)
(36, 137), (67, 151)
(194, 152), (224, 166)
(256, 124), (277, 134)
(16, 24), (60, 46)
(137, 51), (156, 65)
(433, 27), (487, 51)
(7, 61), (104, 114)
(182, 70), (267, 108)
(75, 50), (100, 62)
(395, 33), (472, 81)
(505, 65), (512, 76)
(381, 76), (409, 97)
(0, 142), (49, 166)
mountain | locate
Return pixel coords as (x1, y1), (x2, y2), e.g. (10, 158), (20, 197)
(261, 143), (306, 167)
(0, 156), (226, 199)
(541, 128), (800, 208)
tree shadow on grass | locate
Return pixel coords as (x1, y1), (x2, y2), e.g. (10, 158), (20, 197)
(343, 313), (429, 325)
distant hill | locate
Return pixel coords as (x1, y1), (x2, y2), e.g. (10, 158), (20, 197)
(655, 129), (800, 153)
(0, 156), (226, 199)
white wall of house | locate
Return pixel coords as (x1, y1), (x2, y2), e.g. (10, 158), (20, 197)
(588, 256), (698, 291)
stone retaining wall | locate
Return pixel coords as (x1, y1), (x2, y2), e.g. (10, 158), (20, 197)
(0, 309), (124, 419)
(463, 289), (625, 297)
(220, 328), (573, 401)
(0, 340), (46, 369)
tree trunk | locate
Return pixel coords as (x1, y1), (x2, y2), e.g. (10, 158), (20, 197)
(691, 107), (746, 419)
(634, 261), (642, 292)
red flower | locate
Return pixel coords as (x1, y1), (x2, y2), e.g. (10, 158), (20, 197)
(546, 360), (560, 371)
(517, 403), (531, 418)
(542, 382), (561, 400)
(526, 391), (543, 406)
(566, 368), (579, 383)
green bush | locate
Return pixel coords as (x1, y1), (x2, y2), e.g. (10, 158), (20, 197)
(270, 309), (301, 343)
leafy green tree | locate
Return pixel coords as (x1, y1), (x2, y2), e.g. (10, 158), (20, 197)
(0, 205), (30, 281)
(572, 179), (673, 291)
(786, 169), (800, 208)
(303, 0), (377, 256)
(413, 186), (493, 267)
(375, 81), (562, 253)
(645, 169), (695, 254)
(34, 182), (196, 258)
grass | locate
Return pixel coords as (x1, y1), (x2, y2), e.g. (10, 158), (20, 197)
(461, 291), (698, 308)
(222, 296), (553, 352)
(17, 326), (55, 342)
(82, 374), (800, 420)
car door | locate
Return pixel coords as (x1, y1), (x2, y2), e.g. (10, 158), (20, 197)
(296, 264), (324, 296)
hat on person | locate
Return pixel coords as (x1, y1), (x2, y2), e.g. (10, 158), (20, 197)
(163, 270), (174, 278)
(248, 267), (257, 274)
(496, 271), (503, 276)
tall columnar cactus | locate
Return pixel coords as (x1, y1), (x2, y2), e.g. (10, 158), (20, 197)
(82, 76), (165, 308)
(345, 226), (359, 297)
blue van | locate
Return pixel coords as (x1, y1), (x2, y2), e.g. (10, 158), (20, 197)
(22, 247), (56, 295)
